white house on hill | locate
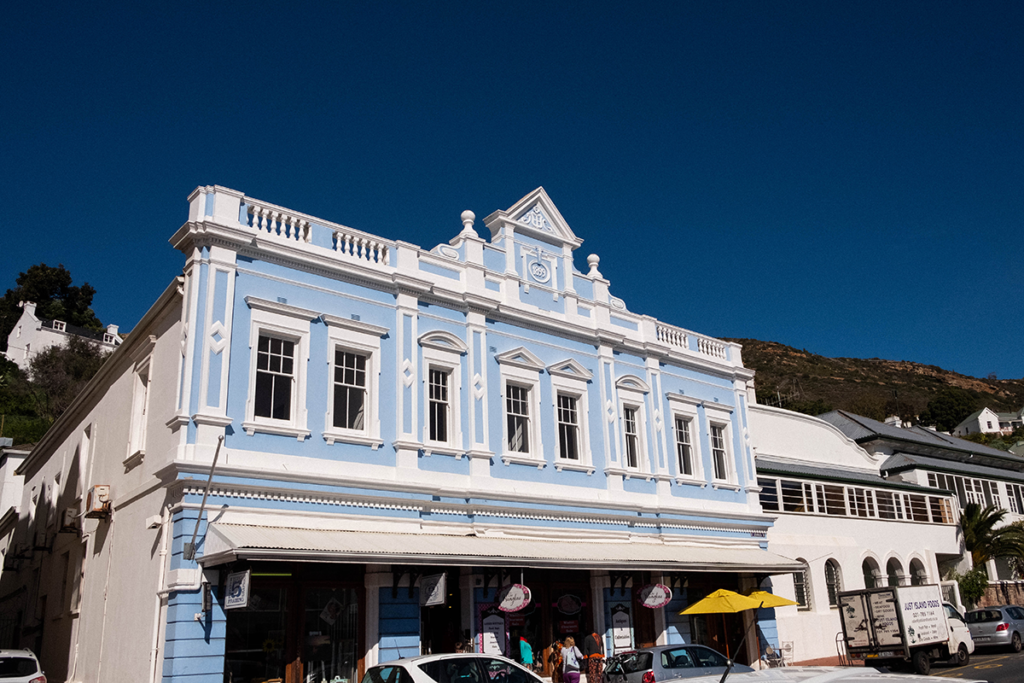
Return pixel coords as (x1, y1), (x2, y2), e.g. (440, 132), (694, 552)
(3, 301), (121, 373)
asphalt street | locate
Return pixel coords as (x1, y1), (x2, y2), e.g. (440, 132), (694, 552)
(927, 649), (1024, 683)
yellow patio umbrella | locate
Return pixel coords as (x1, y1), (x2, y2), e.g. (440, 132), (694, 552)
(746, 591), (799, 609)
(680, 590), (764, 658)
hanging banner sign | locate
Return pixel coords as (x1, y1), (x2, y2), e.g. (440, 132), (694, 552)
(638, 584), (673, 609)
(420, 573), (447, 607)
(497, 584), (532, 612)
(224, 570), (251, 610)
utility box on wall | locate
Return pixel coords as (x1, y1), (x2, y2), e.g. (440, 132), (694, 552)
(85, 484), (111, 518)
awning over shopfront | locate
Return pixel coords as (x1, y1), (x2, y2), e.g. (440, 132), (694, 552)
(200, 523), (804, 573)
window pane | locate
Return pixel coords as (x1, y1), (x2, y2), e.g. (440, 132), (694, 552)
(429, 369), (449, 443)
(823, 486), (846, 515)
(674, 418), (692, 476)
(333, 350), (368, 430)
(758, 478), (779, 511)
(506, 385), (530, 453)
(711, 425), (727, 479)
(781, 480), (807, 512)
(557, 395), (579, 460)
(624, 407), (639, 468)
(255, 372), (274, 418)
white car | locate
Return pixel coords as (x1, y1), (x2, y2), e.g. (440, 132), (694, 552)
(661, 665), (990, 683)
(362, 653), (541, 683)
(0, 650), (45, 683)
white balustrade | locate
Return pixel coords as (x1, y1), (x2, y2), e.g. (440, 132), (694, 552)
(334, 231), (391, 266)
(696, 336), (728, 360)
(656, 324), (687, 349)
(248, 204), (311, 243)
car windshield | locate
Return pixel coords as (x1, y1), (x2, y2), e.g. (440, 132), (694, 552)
(0, 658), (38, 678)
(967, 610), (1003, 624)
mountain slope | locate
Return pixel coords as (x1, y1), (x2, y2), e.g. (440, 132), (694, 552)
(727, 338), (1024, 422)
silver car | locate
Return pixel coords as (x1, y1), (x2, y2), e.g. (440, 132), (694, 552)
(965, 604), (1024, 652)
(604, 645), (753, 683)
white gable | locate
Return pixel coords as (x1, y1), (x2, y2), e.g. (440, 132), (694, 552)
(483, 187), (583, 250)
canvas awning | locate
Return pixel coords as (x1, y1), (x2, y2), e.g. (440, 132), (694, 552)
(200, 523), (804, 573)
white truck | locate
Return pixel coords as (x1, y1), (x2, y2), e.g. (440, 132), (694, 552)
(837, 584), (974, 675)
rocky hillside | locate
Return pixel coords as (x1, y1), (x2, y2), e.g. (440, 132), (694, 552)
(727, 338), (1024, 422)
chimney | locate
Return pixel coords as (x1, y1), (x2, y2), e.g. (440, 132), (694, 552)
(20, 301), (36, 317)
(884, 415), (902, 428)
(106, 324), (119, 336)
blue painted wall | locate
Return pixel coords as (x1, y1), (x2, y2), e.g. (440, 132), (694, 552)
(378, 588), (421, 662)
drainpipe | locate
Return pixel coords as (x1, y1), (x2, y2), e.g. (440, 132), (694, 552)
(150, 504), (172, 683)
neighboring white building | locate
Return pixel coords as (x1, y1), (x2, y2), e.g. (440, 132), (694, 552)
(821, 410), (1024, 592)
(748, 405), (961, 665)
(3, 301), (121, 372)
(953, 406), (1024, 437)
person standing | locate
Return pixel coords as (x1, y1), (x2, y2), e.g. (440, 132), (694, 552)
(561, 637), (585, 683)
(582, 632), (604, 683)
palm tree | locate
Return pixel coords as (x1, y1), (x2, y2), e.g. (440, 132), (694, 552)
(959, 503), (1024, 568)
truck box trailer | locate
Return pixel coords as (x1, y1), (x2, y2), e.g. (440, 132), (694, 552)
(837, 584), (973, 675)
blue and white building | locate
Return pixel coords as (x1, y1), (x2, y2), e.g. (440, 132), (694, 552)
(0, 186), (800, 683)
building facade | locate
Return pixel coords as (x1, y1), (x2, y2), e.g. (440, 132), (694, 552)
(0, 186), (799, 683)
(747, 406), (961, 664)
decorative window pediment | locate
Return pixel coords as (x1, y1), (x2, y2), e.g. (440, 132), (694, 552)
(615, 374), (650, 393)
(418, 330), (468, 353)
(321, 314), (389, 338)
(547, 358), (593, 381)
(495, 346), (545, 372)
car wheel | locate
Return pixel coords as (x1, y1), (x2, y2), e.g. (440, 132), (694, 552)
(956, 642), (969, 667)
(1011, 632), (1022, 653)
(912, 650), (931, 676)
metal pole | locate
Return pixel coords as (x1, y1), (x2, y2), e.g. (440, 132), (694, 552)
(184, 435), (224, 560)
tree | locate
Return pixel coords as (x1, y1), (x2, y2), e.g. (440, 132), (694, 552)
(28, 336), (109, 422)
(0, 263), (103, 352)
(959, 503), (1024, 568)
(921, 388), (978, 432)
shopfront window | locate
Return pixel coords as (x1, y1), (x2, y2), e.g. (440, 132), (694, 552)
(304, 588), (359, 683)
(225, 586), (289, 683)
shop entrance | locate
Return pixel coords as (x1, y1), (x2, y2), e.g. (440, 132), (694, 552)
(223, 563), (365, 683)
(420, 571), (463, 655)
(481, 569), (593, 678)
(683, 574), (749, 665)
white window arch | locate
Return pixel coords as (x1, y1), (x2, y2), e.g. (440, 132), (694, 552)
(616, 375), (651, 473)
(419, 330), (467, 454)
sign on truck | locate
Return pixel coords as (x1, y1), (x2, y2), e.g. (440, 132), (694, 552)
(837, 584), (971, 676)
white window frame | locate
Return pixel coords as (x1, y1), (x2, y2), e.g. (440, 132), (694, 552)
(666, 393), (704, 485)
(242, 297), (317, 440)
(322, 314), (387, 448)
(615, 375), (651, 475)
(419, 331), (467, 455)
(704, 404), (738, 488)
(548, 359), (593, 474)
(125, 357), (151, 466)
(496, 347), (545, 467)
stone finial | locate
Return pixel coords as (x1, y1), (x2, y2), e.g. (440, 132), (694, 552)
(460, 210), (476, 236)
(587, 254), (602, 278)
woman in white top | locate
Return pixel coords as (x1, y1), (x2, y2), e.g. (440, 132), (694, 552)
(561, 637), (585, 683)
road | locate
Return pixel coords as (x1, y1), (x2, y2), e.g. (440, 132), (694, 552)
(927, 648), (1024, 683)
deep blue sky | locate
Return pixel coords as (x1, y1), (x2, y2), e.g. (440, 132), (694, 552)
(2, 2), (1021, 379)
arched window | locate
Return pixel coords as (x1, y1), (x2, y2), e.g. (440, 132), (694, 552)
(825, 559), (842, 607)
(793, 559), (811, 609)
(862, 558), (881, 589)
(886, 558), (904, 587)
(909, 559), (927, 586)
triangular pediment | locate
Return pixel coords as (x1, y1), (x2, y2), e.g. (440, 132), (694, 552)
(547, 358), (593, 381)
(483, 187), (583, 251)
(495, 346), (546, 371)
